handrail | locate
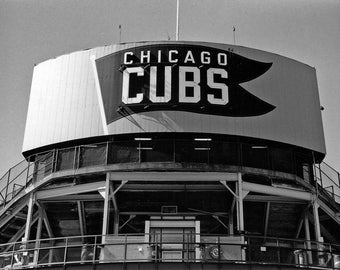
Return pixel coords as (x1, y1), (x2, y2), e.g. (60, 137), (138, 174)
(2, 233), (336, 250)
(321, 162), (340, 184)
(0, 234), (339, 269)
(0, 160), (29, 208)
(0, 153), (54, 209)
(314, 163), (340, 204)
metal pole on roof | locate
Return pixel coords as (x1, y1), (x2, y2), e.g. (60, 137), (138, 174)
(176, 0), (179, 40)
(119, 25), (122, 43)
(233, 26), (236, 45)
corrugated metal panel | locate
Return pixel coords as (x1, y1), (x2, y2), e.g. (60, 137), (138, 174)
(22, 41), (326, 154)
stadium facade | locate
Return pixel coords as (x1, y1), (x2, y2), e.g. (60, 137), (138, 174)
(0, 41), (339, 270)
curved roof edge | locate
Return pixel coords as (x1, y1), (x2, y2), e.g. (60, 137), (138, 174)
(33, 40), (315, 69)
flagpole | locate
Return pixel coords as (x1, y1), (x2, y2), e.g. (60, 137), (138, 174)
(176, 0), (179, 40)
(119, 25), (122, 43)
(233, 26), (236, 45)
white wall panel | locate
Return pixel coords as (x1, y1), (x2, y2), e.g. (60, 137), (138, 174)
(23, 41), (326, 155)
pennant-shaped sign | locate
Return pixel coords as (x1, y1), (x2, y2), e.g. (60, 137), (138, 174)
(95, 44), (275, 124)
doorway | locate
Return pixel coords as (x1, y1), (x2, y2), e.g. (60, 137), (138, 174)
(146, 217), (200, 261)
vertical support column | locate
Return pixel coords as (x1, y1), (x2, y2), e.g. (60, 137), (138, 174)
(229, 198), (235, 235)
(24, 192), (35, 242)
(236, 187), (240, 232)
(264, 202), (271, 238)
(33, 208), (43, 265)
(77, 201), (86, 237)
(36, 202), (54, 264)
(237, 173), (244, 233)
(304, 211), (313, 264)
(105, 141), (109, 165)
(101, 173), (111, 243)
(237, 172), (245, 260)
(38, 203), (54, 239)
(113, 211), (119, 235)
(312, 197), (322, 242)
(312, 196), (324, 265)
(109, 183), (120, 235)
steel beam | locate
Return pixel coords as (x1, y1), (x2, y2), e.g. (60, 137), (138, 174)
(101, 173), (110, 242)
(119, 215), (136, 230)
(237, 173), (245, 261)
(312, 197), (322, 242)
(109, 182), (120, 235)
(304, 210), (313, 264)
(77, 201), (86, 236)
(295, 213), (304, 239)
(220, 180), (238, 198)
(0, 197), (29, 229)
(41, 194), (102, 202)
(120, 211), (227, 216)
(35, 210), (43, 241)
(24, 193), (35, 241)
(229, 197), (236, 235)
(243, 182), (312, 201)
(109, 171), (238, 181)
(34, 208), (43, 265)
(245, 195), (305, 203)
(307, 212), (338, 245)
(237, 173), (244, 233)
(317, 198), (340, 225)
(212, 215), (229, 230)
(38, 202), (54, 238)
(264, 202), (271, 238)
(121, 183), (224, 191)
(109, 184), (117, 210)
(312, 197), (325, 265)
(220, 180), (238, 235)
(6, 213), (39, 249)
(110, 180), (128, 198)
(36, 181), (105, 199)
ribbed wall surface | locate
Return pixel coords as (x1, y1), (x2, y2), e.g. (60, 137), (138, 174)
(23, 41), (326, 155)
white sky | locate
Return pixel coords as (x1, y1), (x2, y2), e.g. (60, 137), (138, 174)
(0, 0), (340, 176)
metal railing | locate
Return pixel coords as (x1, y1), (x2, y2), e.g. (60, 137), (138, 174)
(0, 234), (339, 269)
(0, 161), (34, 209)
(0, 153), (53, 209)
(315, 162), (340, 204)
(0, 139), (339, 209)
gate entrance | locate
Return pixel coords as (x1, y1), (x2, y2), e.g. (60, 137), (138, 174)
(146, 217), (200, 261)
